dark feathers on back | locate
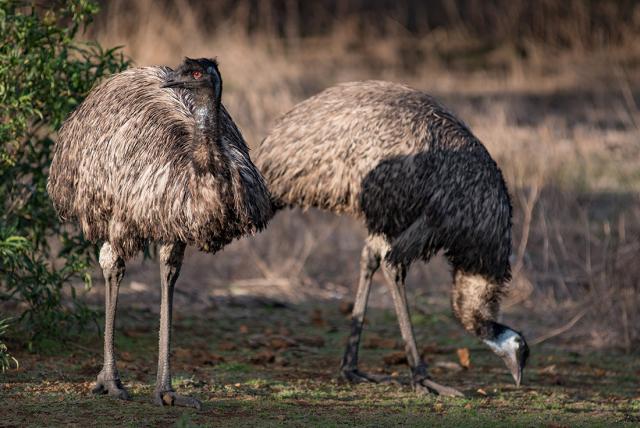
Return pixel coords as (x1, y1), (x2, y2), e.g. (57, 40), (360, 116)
(255, 80), (511, 283)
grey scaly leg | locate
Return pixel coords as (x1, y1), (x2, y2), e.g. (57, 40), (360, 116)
(153, 242), (201, 409)
(340, 240), (391, 383)
(92, 242), (130, 400)
(382, 260), (464, 397)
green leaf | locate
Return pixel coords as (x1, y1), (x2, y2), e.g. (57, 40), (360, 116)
(0, 0), (129, 348)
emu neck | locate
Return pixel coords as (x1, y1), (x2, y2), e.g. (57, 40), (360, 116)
(191, 90), (222, 174)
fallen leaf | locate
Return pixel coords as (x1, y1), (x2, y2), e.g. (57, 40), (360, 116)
(248, 334), (268, 348)
(162, 393), (174, 406)
(218, 341), (237, 351)
(174, 348), (192, 359)
(122, 329), (149, 338)
(540, 365), (557, 374)
(274, 355), (290, 366)
(250, 350), (275, 365)
(338, 301), (354, 315)
(364, 336), (398, 350)
(476, 388), (487, 396)
(269, 337), (291, 350)
(294, 335), (325, 348)
(383, 352), (407, 365)
(550, 374), (565, 385)
(310, 309), (325, 327)
(202, 353), (225, 365)
(278, 326), (292, 336)
(457, 348), (471, 369)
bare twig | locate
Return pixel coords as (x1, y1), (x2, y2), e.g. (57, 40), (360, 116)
(615, 66), (639, 131)
(530, 307), (589, 345)
(512, 180), (542, 277)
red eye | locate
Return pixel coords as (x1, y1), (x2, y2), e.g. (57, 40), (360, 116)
(192, 71), (202, 79)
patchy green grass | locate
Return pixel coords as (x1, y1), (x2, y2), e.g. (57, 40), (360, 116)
(3, 302), (639, 427)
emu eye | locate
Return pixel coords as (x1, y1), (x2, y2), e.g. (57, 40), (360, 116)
(192, 70), (202, 80)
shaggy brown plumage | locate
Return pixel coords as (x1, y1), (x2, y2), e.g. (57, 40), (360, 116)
(48, 66), (271, 259)
(256, 80), (528, 394)
(47, 59), (273, 408)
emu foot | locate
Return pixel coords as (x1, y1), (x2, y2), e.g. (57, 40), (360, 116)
(341, 368), (398, 384)
(154, 389), (202, 410)
(92, 373), (130, 400)
(413, 378), (464, 397)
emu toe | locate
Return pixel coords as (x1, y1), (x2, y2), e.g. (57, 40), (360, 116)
(154, 390), (202, 410)
(341, 368), (397, 384)
(92, 377), (130, 400)
(413, 378), (464, 397)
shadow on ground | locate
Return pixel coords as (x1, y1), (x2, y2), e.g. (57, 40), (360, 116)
(3, 298), (639, 427)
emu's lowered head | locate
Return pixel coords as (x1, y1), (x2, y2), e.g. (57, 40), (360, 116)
(484, 323), (529, 386)
(451, 271), (529, 387)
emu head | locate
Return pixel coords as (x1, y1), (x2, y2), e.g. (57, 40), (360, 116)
(452, 270), (529, 386)
(163, 58), (223, 173)
(484, 324), (530, 386)
(163, 57), (222, 107)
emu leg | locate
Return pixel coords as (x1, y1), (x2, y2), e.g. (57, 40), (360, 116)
(340, 241), (392, 383)
(92, 242), (130, 400)
(382, 261), (464, 397)
(153, 242), (201, 410)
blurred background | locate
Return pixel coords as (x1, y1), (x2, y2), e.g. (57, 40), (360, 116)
(2, 3), (639, 424)
(65, 0), (640, 351)
(74, 0), (640, 350)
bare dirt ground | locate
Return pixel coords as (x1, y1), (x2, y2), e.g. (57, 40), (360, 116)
(3, 206), (640, 426)
(3, 296), (639, 427)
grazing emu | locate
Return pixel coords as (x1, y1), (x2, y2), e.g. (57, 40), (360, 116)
(48, 58), (272, 409)
(255, 80), (529, 396)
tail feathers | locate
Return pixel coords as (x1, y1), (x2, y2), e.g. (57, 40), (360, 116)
(386, 216), (438, 266)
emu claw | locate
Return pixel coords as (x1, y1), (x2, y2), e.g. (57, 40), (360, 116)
(414, 378), (464, 397)
(154, 390), (202, 410)
(92, 377), (131, 400)
(341, 368), (397, 384)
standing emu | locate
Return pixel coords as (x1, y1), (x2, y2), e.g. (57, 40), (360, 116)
(255, 80), (529, 396)
(47, 58), (272, 409)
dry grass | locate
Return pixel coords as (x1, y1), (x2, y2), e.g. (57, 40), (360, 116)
(78, 0), (640, 350)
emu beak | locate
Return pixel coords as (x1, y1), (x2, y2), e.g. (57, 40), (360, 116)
(162, 79), (181, 88)
(162, 71), (183, 88)
(501, 352), (523, 387)
(484, 327), (530, 387)
(514, 366), (523, 387)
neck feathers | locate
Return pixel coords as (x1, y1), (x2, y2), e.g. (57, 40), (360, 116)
(191, 91), (223, 174)
(451, 270), (502, 336)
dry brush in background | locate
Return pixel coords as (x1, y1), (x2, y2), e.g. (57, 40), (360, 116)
(84, 0), (640, 349)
